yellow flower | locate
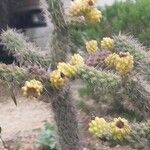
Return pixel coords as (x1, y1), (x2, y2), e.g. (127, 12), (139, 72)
(111, 117), (131, 141)
(105, 53), (119, 67)
(105, 52), (134, 75)
(68, 0), (82, 17)
(68, 0), (95, 17)
(85, 40), (98, 54)
(69, 53), (85, 66)
(50, 70), (68, 89)
(57, 62), (78, 78)
(22, 79), (43, 98)
(101, 37), (114, 49)
(89, 117), (110, 138)
(115, 52), (134, 75)
(85, 8), (102, 23)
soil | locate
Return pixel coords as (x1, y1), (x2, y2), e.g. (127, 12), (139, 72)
(0, 86), (132, 150)
(0, 96), (53, 150)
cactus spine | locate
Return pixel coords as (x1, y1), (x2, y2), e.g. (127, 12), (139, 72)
(47, 0), (71, 68)
(50, 87), (81, 150)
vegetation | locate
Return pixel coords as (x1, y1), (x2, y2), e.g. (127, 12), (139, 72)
(0, 0), (150, 150)
(70, 0), (150, 50)
(38, 123), (57, 150)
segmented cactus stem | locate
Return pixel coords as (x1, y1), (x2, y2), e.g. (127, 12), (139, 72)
(47, 0), (72, 68)
(78, 65), (121, 91)
(50, 87), (81, 150)
(0, 63), (27, 85)
(1, 29), (51, 67)
(113, 34), (147, 62)
(124, 77), (150, 118)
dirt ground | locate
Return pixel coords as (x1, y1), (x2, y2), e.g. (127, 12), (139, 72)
(0, 85), (133, 150)
(0, 96), (53, 150)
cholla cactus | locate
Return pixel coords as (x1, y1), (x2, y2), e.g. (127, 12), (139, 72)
(68, 0), (102, 24)
(0, 63), (27, 84)
(78, 65), (121, 91)
(22, 79), (43, 98)
(0, 0), (150, 150)
(86, 50), (111, 68)
(85, 40), (98, 54)
(113, 34), (146, 62)
(100, 37), (114, 49)
(85, 8), (102, 23)
(1, 29), (51, 67)
(105, 52), (134, 75)
(110, 117), (131, 141)
(69, 53), (85, 66)
(89, 117), (110, 138)
(89, 117), (150, 149)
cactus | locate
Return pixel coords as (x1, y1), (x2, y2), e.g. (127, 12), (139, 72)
(0, 0), (150, 149)
(47, 0), (71, 68)
(113, 34), (150, 73)
(0, 63), (27, 85)
(89, 117), (150, 149)
(50, 87), (81, 150)
(85, 50), (111, 69)
(113, 34), (146, 62)
(78, 65), (121, 91)
(127, 120), (150, 149)
(124, 77), (150, 117)
(1, 29), (51, 67)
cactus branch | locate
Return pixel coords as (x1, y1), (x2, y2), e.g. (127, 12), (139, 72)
(125, 76), (150, 117)
(0, 63), (28, 86)
(50, 87), (81, 150)
(47, 0), (71, 68)
(1, 29), (51, 67)
(78, 65), (122, 92)
(113, 34), (147, 62)
(101, 120), (150, 149)
(47, 0), (67, 31)
(113, 34), (150, 75)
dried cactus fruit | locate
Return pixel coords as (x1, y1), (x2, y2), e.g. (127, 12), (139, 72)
(115, 52), (134, 75)
(105, 53), (120, 67)
(86, 50), (111, 68)
(57, 62), (78, 78)
(69, 53), (85, 66)
(89, 117), (110, 138)
(68, 0), (96, 17)
(68, 0), (83, 17)
(22, 79), (43, 98)
(85, 40), (98, 54)
(101, 37), (114, 49)
(50, 70), (68, 89)
(111, 117), (131, 141)
(85, 8), (102, 23)
(105, 52), (134, 75)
